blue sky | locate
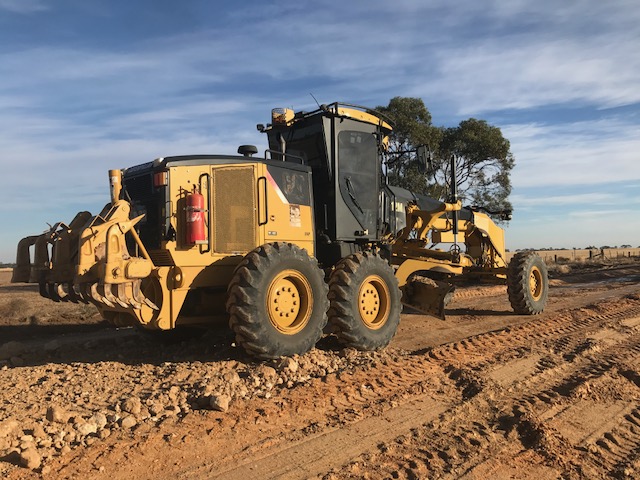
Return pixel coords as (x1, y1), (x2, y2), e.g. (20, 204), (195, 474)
(1, 0), (639, 262)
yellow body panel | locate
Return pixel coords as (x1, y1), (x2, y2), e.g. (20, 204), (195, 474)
(258, 163), (315, 255)
(391, 200), (507, 282)
(85, 161), (318, 330)
(335, 107), (392, 132)
(272, 106), (392, 133)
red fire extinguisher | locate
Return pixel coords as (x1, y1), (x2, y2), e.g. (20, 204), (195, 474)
(185, 185), (206, 245)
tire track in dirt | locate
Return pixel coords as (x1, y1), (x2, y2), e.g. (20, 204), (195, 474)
(203, 297), (640, 480)
(449, 311), (640, 479)
(324, 299), (640, 479)
(209, 395), (449, 480)
(515, 332), (640, 478)
(4, 279), (638, 479)
(591, 407), (640, 478)
(428, 303), (640, 367)
(177, 351), (458, 479)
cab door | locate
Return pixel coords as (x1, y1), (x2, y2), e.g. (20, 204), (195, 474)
(336, 128), (379, 240)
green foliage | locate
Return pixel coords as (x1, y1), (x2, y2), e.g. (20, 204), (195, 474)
(375, 97), (441, 148)
(377, 97), (514, 218)
(439, 118), (514, 213)
(375, 98), (443, 198)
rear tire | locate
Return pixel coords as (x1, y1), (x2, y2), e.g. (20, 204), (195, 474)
(328, 252), (402, 350)
(226, 243), (328, 359)
(507, 252), (548, 314)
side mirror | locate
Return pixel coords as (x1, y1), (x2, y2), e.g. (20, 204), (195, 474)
(416, 145), (431, 173)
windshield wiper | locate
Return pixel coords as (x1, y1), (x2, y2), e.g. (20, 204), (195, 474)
(345, 176), (363, 213)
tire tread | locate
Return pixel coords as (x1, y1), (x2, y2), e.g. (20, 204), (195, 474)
(507, 251), (549, 315)
(226, 242), (328, 359)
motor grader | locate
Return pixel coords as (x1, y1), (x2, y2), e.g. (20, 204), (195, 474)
(12, 102), (548, 359)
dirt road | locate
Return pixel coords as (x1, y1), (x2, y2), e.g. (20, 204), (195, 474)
(0, 262), (639, 479)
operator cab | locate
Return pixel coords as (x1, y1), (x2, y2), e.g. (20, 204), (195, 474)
(259, 103), (393, 266)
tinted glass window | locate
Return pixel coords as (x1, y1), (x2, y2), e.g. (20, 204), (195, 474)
(338, 130), (378, 232)
(268, 123), (326, 168)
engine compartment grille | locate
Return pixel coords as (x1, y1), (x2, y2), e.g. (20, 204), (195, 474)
(213, 167), (256, 253)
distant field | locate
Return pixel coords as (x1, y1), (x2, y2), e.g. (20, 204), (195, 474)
(506, 247), (640, 263)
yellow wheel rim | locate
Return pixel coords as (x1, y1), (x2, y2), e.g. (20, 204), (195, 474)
(358, 275), (390, 330)
(529, 266), (543, 301)
(267, 269), (313, 335)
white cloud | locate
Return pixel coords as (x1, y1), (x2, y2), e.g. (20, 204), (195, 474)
(418, 34), (640, 115)
(567, 209), (629, 218)
(511, 192), (616, 208)
(504, 118), (640, 188)
(397, 1), (640, 115)
(0, 0), (47, 14)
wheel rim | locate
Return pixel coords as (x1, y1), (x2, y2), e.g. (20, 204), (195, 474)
(529, 266), (543, 301)
(358, 274), (391, 330)
(267, 269), (313, 335)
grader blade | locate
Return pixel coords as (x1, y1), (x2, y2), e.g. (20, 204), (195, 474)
(402, 278), (455, 320)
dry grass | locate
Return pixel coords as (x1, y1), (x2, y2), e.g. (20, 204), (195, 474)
(544, 255), (640, 277)
(507, 248), (640, 264)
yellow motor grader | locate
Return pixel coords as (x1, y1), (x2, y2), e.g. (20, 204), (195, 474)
(12, 102), (548, 359)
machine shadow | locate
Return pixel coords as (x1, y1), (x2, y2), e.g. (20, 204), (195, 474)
(0, 322), (253, 368)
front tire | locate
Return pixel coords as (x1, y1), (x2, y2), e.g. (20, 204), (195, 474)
(507, 252), (549, 315)
(328, 252), (402, 350)
(226, 243), (328, 359)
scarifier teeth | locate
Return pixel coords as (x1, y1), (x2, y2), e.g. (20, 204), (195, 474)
(102, 284), (123, 308)
(110, 284), (128, 308)
(67, 283), (80, 303)
(143, 297), (159, 310)
(48, 283), (61, 302)
(90, 282), (101, 303)
(118, 283), (142, 309)
(38, 282), (49, 299)
(132, 280), (159, 311)
(80, 283), (93, 304)
(91, 283), (115, 308)
(56, 283), (70, 302)
(117, 283), (128, 306)
(129, 298), (143, 309)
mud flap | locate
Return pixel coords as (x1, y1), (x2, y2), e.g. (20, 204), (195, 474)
(401, 278), (455, 320)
